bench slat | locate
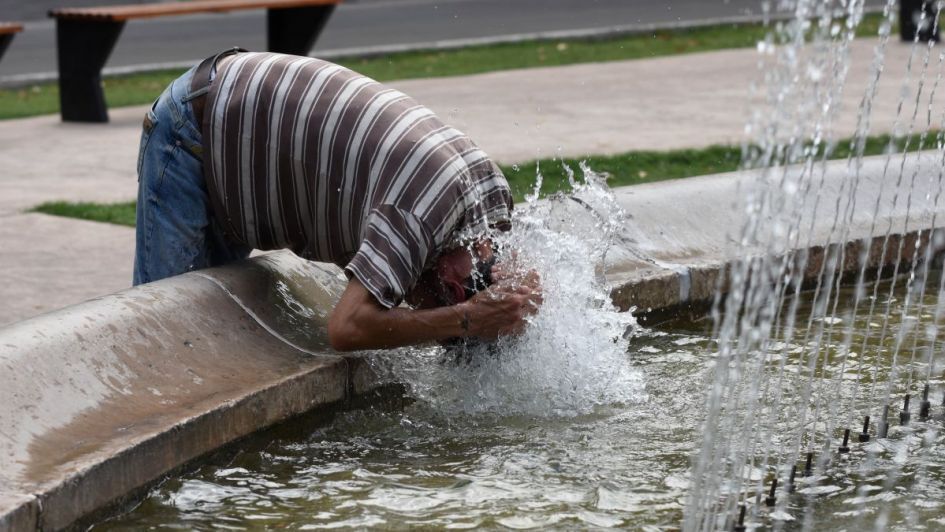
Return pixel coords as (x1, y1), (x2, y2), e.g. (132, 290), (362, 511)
(50, 0), (339, 22)
(0, 23), (24, 35)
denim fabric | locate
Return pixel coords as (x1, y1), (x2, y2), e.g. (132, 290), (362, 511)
(132, 66), (251, 286)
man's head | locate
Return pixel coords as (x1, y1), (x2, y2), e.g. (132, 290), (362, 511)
(406, 241), (496, 309)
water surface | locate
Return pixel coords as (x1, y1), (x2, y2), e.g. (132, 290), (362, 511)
(95, 274), (945, 530)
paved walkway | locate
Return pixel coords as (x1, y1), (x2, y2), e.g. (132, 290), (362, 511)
(0, 38), (934, 325)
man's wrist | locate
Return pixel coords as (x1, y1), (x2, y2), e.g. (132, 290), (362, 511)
(453, 302), (472, 337)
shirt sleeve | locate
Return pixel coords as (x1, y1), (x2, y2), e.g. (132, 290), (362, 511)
(344, 205), (435, 308)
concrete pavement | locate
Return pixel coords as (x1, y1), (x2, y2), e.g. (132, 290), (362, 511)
(0, 38), (937, 325)
(0, 214), (134, 325)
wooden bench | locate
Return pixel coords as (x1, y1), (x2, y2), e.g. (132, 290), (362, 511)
(49, 0), (341, 123)
(0, 23), (23, 64)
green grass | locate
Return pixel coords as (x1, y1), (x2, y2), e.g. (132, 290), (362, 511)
(31, 200), (137, 227)
(0, 12), (891, 120)
(501, 145), (743, 199)
(31, 129), (935, 227)
(502, 131), (935, 199)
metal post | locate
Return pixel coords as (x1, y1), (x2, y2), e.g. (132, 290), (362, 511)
(267, 5), (337, 57)
(55, 18), (125, 123)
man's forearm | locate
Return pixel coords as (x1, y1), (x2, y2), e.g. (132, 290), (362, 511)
(355, 305), (469, 350)
(328, 276), (540, 351)
(328, 281), (470, 351)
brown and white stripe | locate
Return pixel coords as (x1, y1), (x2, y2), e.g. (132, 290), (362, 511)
(203, 52), (513, 308)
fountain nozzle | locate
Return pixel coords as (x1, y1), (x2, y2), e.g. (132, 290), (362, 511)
(920, 384), (931, 420)
(878, 405), (890, 438)
(900, 394), (911, 425)
(859, 415), (871, 442)
(765, 477), (778, 507)
(839, 429), (851, 454)
(733, 504), (747, 532)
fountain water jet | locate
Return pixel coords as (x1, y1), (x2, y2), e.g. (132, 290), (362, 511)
(685, 1), (945, 530)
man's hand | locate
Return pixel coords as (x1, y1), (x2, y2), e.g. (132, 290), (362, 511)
(328, 268), (542, 352)
(460, 269), (543, 339)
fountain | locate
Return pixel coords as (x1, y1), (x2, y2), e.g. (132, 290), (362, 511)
(686, 0), (945, 530)
(7, 1), (945, 530)
(94, 0), (945, 521)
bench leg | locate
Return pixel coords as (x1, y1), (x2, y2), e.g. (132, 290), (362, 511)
(56, 19), (125, 123)
(0, 34), (14, 64)
(267, 5), (336, 57)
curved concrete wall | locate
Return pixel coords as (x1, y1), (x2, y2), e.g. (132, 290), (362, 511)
(0, 252), (379, 531)
(604, 152), (945, 315)
(2, 152), (944, 530)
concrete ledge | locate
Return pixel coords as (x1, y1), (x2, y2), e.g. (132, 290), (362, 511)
(604, 152), (945, 319)
(0, 252), (378, 531)
(610, 231), (941, 325)
(0, 494), (36, 532)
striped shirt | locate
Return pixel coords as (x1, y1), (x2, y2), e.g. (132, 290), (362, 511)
(202, 52), (513, 308)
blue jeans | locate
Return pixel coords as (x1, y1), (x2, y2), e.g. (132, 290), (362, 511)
(133, 66), (251, 286)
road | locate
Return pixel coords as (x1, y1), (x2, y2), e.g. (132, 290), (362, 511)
(0, 0), (887, 83)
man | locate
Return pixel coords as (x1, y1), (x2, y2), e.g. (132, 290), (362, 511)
(134, 49), (541, 351)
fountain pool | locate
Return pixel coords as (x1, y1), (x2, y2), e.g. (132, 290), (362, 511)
(93, 272), (945, 530)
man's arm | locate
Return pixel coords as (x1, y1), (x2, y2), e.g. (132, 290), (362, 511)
(327, 278), (540, 351)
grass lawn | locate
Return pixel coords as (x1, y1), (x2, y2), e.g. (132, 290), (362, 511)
(31, 130), (933, 228)
(502, 131), (931, 198)
(1, 12), (889, 120)
(32, 201), (137, 227)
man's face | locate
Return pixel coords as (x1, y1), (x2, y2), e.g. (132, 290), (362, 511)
(406, 241), (495, 309)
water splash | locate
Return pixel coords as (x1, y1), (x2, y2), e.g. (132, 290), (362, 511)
(372, 165), (644, 417)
